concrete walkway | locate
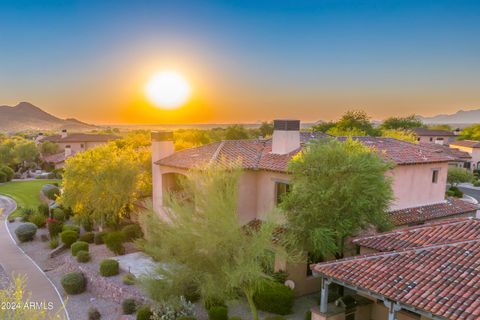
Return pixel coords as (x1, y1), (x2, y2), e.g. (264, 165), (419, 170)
(0, 195), (69, 319)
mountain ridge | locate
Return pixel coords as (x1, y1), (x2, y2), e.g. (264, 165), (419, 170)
(0, 102), (98, 132)
(419, 108), (480, 124)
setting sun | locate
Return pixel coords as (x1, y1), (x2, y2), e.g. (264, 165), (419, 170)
(146, 70), (191, 109)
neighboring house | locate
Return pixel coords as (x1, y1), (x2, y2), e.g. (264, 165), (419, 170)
(419, 142), (472, 169)
(38, 130), (119, 168)
(449, 140), (480, 171)
(412, 128), (456, 145)
(311, 218), (480, 320)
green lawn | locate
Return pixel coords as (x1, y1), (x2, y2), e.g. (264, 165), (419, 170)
(0, 179), (60, 217)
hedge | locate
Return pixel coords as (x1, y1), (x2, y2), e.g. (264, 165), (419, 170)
(122, 224), (143, 241)
(52, 208), (66, 222)
(253, 281), (294, 315)
(37, 203), (50, 217)
(61, 272), (86, 294)
(104, 231), (126, 255)
(136, 305), (153, 320)
(76, 250), (91, 263)
(79, 232), (95, 243)
(29, 213), (46, 228)
(60, 230), (79, 247)
(94, 232), (107, 245)
(62, 224), (80, 234)
(208, 306), (229, 320)
(99, 259), (119, 277)
(15, 223), (38, 242)
(47, 219), (63, 237)
(71, 241), (89, 256)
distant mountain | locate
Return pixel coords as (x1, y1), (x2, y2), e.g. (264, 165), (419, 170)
(420, 108), (480, 124)
(0, 102), (98, 132)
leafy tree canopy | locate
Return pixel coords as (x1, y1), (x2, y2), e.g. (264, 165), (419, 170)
(380, 129), (418, 143)
(281, 138), (393, 259)
(138, 164), (285, 320)
(447, 167), (473, 187)
(428, 124), (452, 131)
(380, 115), (424, 130)
(312, 110), (379, 136)
(459, 124), (480, 141)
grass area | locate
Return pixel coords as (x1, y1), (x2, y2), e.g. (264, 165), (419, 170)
(0, 180), (60, 217)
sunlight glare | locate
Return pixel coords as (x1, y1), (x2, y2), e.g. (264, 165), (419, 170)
(146, 70), (191, 109)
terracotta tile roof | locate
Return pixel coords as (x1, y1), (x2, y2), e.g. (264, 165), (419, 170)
(389, 198), (478, 226)
(40, 133), (120, 143)
(449, 140), (480, 148)
(354, 217), (480, 252)
(158, 134), (453, 171)
(418, 143), (471, 161)
(43, 152), (66, 164)
(312, 236), (480, 320)
(412, 127), (455, 137)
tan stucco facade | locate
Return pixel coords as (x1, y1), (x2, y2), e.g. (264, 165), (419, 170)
(449, 143), (480, 170)
(417, 135), (454, 145)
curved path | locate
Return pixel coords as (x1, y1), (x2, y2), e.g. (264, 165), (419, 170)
(0, 195), (69, 319)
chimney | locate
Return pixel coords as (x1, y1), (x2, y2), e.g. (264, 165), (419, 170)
(272, 120), (300, 155)
(35, 132), (44, 144)
(61, 129), (67, 138)
(151, 131), (174, 214)
(64, 145), (72, 158)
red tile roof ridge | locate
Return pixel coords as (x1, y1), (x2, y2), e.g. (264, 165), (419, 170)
(209, 141), (226, 165)
(352, 217), (476, 244)
(312, 237), (480, 270)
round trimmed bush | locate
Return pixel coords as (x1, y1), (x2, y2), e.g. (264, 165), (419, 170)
(15, 223), (38, 242)
(60, 230), (79, 247)
(80, 232), (95, 243)
(71, 241), (89, 256)
(99, 259), (119, 277)
(136, 305), (152, 320)
(88, 307), (101, 320)
(29, 213), (46, 228)
(121, 224), (143, 241)
(47, 218), (63, 237)
(122, 273), (136, 285)
(253, 281), (294, 315)
(0, 165), (14, 181)
(94, 231), (107, 245)
(62, 224), (80, 234)
(42, 184), (60, 200)
(61, 272), (86, 294)
(104, 231), (126, 255)
(52, 208), (66, 222)
(208, 306), (228, 320)
(76, 250), (91, 263)
(122, 298), (137, 314)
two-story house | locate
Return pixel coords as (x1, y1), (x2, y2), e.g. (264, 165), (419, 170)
(150, 120), (478, 296)
(412, 128), (456, 145)
(38, 129), (119, 168)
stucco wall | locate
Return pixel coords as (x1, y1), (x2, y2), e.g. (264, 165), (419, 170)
(449, 144), (480, 170)
(417, 136), (454, 145)
(388, 162), (448, 210)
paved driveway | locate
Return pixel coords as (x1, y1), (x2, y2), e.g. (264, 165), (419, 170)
(0, 195), (69, 319)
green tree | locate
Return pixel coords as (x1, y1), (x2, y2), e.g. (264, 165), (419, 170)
(380, 129), (418, 143)
(459, 124), (480, 141)
(311, 121), (336, 133)
(138, 164), (284, 320)
(380, 115), (424, 130)
(447, 167), (473, 187)
(13, 141), (39, 164)
(428, 124), (452, 131)
(39, 141), (60, 155)
(225, 124), (250, 140)
(281, 138), (393, 259)
(335, 110), (379, 136)
(258, 121), (274, 137)
(60, 136), (151, 228)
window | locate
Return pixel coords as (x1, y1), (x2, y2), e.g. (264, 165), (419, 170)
(80, 144), (84, 148)
(275, 182), (290, 205)
(432, 169), (439, 183)
(429, 137), (433, 141)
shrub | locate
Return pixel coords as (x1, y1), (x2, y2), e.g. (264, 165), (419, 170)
(20, 207), (35, 222)
(60, 272), (86, 294)
(253, 281), (294, 315)
(272, 271), (289, 284)
(62, 224), (80, 234)
(99, 259), (119, 277)
(104, 231), (126, 255)
(0, 165), (14, 181)
(29, 212), (46, 228)
(88, 307), (101, 320)
(52, 208), (66, 222)
(136, 305), (153, 320)
(60, 230), (79, 247)
(122, 224), (144, 241)
(43, 185), (60, 200)
(37, 203), (50, 217)
(264, 317), (286, 320)
(47, 218), (63, 237)
(0, 171), (7, 183)
(80, 232), (95, 243)
(122, 273), (136, 285)
(304, 310), (312, 320)
(14, 223), (38, 242)
(208, 306), (228, 320)
(49, 237), (59, 249)
(76, 250), (91, 263)
(94, 232), (107, 245)
(446, 186), (463, 198)
(122, 298), (137, 314)
(82, 218), (94, 232)
(474, 180), (480, 187)
(178, 318), (197, 320)
(71, 241), (89, 256)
